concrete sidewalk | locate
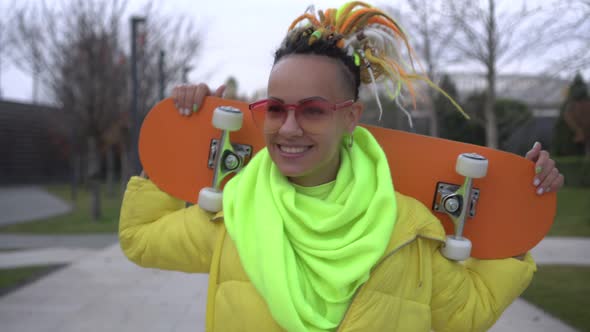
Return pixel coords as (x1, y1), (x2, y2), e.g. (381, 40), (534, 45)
(489, 298), (578, 332)
(0, 248), (97, 268)
(0, 186), (71, 226)
(1, 237), (587, 332)
(530, 237), (590, 265)
(0, 244), (208, 332)
(0, 233), (118, 250)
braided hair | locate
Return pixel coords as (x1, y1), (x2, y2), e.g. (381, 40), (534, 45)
(274, 26), (361, 100)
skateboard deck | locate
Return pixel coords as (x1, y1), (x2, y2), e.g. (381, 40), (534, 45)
(139, 96), (557, 259)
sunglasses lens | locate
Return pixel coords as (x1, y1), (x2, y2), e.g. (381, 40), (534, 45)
(250, 99), (344, 133)
(266, 102), (286, 120)
(299, 101), (332, 121)
(251, 100), (285, 132)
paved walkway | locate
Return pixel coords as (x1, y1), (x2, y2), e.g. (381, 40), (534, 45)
(0, 186), (71, 226)
(0, 244), (207, 332)
(0, 185), (585, 331)
(0, 248), (97, 268)
(529, 237), (590, 265)
(0, 237), (587, 332)
(489, 298), (578, 332)
(0, 234), (118, 250)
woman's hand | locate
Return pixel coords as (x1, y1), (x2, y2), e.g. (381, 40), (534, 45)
(171, 83), (226, 116)
(525, 142), (565, 195)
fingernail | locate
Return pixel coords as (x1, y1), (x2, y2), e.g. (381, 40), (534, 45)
(536, 187), (544, 195)
(533, 178), (540, 186)
(533, 141), (540, 149)
(192, 104), (198, 112)
(183, 108), (190, 116)
(535, 166), (542, 174)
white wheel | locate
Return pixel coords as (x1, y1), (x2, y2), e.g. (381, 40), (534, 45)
(455, 153), (488, 178)
(198, 187), (223, 213)
(441, 235), (472, 261)
(212, 106), (243, 131)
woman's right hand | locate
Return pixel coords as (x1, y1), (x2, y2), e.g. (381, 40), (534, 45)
(171, 83), (226, 116)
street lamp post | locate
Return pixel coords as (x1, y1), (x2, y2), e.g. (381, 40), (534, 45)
(130, 16), (146, 176)
(159, 50), (165, 100)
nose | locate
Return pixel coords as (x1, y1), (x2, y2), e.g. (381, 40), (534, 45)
(278, 109), (303, 136)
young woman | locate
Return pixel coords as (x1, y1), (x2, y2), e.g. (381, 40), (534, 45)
(120, 3), (564, 331)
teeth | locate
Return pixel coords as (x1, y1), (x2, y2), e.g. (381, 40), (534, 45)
(279, 145), (308, 154)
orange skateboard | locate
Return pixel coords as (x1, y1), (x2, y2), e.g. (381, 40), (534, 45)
(139, 97), (557, 260)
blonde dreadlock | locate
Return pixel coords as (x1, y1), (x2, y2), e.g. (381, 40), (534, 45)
(277, 2), (468, 125)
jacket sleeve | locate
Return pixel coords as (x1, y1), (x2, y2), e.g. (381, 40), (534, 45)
(118, 176), (222, 273)
(429, 239), (536, 332)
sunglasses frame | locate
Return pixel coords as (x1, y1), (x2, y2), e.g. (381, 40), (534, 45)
(248, 98), (355, 113)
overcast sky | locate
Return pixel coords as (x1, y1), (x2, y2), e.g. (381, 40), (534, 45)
(0, 0), (352, 103)
(0, 0), (585, 104)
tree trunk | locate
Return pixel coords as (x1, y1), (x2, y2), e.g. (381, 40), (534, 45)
(422, 2), (439, 138)
(79, 142), (88, 185)
(106, 146), (115, 195)
(87, 137), (101, 221)
(91, 179), (101, 221)
(120, 141), (130, 195)
(484, 76), (499, 149)
(484, 0), (499, 149)
(70, 152), (80, 204)
(428, 90), (439, 138)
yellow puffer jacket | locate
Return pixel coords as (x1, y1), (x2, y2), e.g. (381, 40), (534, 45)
(119, 177), (536, 332)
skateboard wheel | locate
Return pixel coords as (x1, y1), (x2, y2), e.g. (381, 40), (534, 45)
(456, 153), (488, 178)
(212, 106), (243, 131)
(198, 187), (223, 213)
(441, 236), (472, 261)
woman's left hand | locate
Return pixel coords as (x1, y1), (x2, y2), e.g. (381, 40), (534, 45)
(525, 142), (565, 195)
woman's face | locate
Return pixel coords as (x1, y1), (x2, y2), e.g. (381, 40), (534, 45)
(265, 54), (362, 186)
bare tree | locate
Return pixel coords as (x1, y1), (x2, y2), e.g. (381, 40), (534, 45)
(119, 2), (203, 182)
(8, 0), (204, 219)
(7, 2), (47, 103)
(445, 0), (560, 148)
(9, 0), (130, 219)
(135, 2), (202, 114)
(547, 0), (590, 75)
(564, 101), (590, 157)
(393, 1), (460, 137)
(0, 4), (13, 98)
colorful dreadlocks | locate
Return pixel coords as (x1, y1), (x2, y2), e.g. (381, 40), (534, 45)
(285, 2), (468, 125)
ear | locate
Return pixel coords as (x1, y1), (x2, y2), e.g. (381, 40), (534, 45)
(345, 101), (364, 133)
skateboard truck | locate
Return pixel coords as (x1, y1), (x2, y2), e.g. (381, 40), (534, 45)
(207, 140), (252, 171)
(198, 106), (248, 213)
(438, 153), (488, 261)
(434, 183), (480, 218)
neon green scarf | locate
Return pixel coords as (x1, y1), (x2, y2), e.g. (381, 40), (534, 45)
(223, 127), (397, 331)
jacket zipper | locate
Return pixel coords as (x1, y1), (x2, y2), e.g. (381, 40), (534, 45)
(335, 235), (445, 331)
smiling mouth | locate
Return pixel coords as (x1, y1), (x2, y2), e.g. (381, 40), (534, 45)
(277, 144), (312, 154)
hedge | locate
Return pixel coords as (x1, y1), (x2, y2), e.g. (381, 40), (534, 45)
(555, 156), (590, 187)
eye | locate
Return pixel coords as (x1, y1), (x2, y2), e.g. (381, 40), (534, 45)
(300, 100), (330, 117)
(267, 104), (284, 113)
(303, 107), (325, 115)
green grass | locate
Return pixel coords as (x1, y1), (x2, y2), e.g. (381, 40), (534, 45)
(548, 187), (590, 236)
(0, 184), (587, 236)
(0, 184), (122, 234)
(0, 265), (63, 296)
(522, 265), (590, 332)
